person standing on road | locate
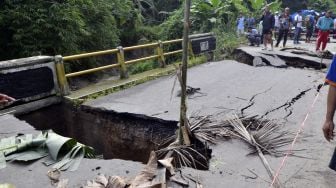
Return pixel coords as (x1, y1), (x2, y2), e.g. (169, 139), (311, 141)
(323, 55), (336, 142)
(305, 14), (315, 43)
(274, 11), (280, 39)
(237, 13), (245, 36)
(316, 11), (334, 52)
(260, 6), (275, 51)
(293, 10), (303, 44)
(275, 7), (292, 48)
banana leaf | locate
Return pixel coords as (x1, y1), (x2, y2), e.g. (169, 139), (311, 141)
(5, 149), (49, 162)
(0, 131), (95, 171)
(45, 132), (77, 161)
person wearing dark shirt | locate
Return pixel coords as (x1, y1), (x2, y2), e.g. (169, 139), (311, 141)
(275, 7), (292, 48)
(305, 15), (315, 43)
(246, 14), (256, 29)
(260, 6), (275, 51)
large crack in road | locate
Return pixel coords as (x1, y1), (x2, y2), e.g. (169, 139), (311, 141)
(239, 86), (313, 120)
(259, 88), (312, 119)
(233, 47), (327, 120)
(240, 86), (273, 115)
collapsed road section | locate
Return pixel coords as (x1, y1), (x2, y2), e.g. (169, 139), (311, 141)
(233, 47), (330, 69)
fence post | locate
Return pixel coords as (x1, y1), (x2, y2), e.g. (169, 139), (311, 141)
(117, 46), (128, 79)
(157, 41), (166, 68)
(54, 55), (70, 96)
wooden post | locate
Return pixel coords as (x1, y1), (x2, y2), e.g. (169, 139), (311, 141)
(179, 0), (191, 146)
(188, 41), (195, 59)
(157, 41), (166, 68)
(117, 46), (128, 79)
(54, 55), (70, 95)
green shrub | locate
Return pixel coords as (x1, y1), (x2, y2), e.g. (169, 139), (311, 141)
(128, 60), (159, 75)
(212, 20), (245, 60)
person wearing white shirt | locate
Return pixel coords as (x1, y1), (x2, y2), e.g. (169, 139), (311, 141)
(274, 11), (280, 38)
(293, 10), (303, 44)
(237, 13), (245, 36)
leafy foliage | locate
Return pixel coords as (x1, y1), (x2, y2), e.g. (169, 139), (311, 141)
(307, 0), (336, 13)
(0, 0), (134, 60)
(159, 8), (184, 40)
(0, 0), (285, 64)
(282, 0), (336, 12)
(128, 60), (159, 75)
(189, 0), (281, 34)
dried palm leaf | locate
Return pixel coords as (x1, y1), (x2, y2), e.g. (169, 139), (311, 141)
(188, 114), (232, 144)
(227, 114), (284, 188)
(156, 145), (208, 170)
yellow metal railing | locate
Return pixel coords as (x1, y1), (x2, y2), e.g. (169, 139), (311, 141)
(55, 38), (184, 95)
(55, 33), (214, 95)
(62, 39), (183, 79)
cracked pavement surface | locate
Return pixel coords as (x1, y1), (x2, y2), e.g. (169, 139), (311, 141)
(86, 59), (336, 187)
(2, 41), (336, 187)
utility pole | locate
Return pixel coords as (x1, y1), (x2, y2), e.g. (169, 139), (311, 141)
(179, 0), (191, 145)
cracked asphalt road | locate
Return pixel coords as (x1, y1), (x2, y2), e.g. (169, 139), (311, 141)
(86, 58), (336, 187)
(2, 42), (336, 187)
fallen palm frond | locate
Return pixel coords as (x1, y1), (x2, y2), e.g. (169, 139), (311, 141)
(227, 114), (287, 188)
(228, 115), (295, 157)
(156, 112), (229, 169)
(0, 131), (94, 171)
(253, 121), (294, 157)
(189, 114), (231, 144)
(156, 145), (209, 170)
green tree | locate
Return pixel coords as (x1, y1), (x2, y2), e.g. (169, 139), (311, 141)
(0, 0), (135, 60)
(307, 0), (336, 12)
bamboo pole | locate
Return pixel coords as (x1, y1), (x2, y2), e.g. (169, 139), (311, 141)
(179, 0), (191, 146)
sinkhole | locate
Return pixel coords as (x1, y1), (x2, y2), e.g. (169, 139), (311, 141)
(17, 101), (211, 169)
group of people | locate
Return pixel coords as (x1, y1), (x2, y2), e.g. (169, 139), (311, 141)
(236, 7), (336, 169)
(237, 7), (336, 52)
